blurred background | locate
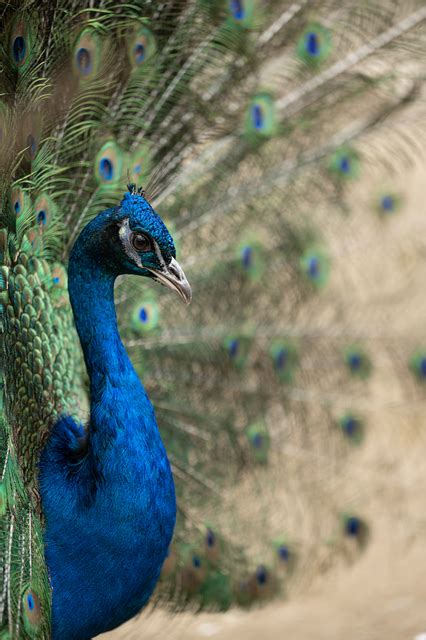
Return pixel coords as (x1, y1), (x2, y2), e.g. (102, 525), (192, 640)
(2, 1), (426, 638)
(102, 2), (426, 637)
(103, 157), (426, 640)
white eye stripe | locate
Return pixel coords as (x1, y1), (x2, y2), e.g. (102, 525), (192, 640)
(118, 217), (166, 270)
(118, 218), (143, 268)
(152, 238), (167, 271)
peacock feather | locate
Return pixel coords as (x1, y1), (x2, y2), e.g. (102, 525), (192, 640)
(1, 1), (426, 639)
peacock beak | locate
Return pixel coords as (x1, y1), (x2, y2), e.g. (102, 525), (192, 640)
(147, 257), (192, 305)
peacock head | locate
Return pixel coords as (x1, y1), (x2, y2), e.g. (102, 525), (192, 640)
(117, 186), (191, 304)
(73, 186), (191, 304)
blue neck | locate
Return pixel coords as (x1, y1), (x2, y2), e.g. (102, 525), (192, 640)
(40, 223), (176, 640)
(67, 232), (157, 463)
(68, 255), (131, 398)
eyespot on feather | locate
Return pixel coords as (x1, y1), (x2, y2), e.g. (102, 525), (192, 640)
(344, 346), (371, 379)
(50, 263), (68, 307)
(246, 421), (270, 464)
(21, 587), (42, 636)
(34, 194), (56, 231)
(297, 23), (332, 65)
(179, 546), (207, 594)
(73, 29), (103, 80)
(228, 0), (255, 28)
(94, 140), (124, 185)
(299, 247), (330, 288)
(341, 513), (370, 549)
(128, 26), (156, 69)
(376, 191), (400, 216)
(329, 147), (360, 180)
(269, 340), (298, 383)
(131, 294), (159, 334)
(272, 539), (296, 574)
(339, 412), (364, 444)
(223, 335), (251, 369)
(245, 93), (276, 140)
(9, 15), (34, 71)
(204, 527), (221, 564)
(243, 565), (276, 601)
(236, 238), (265, 280)
(51, 264), (68, 290)
(10, 187), (31, 219)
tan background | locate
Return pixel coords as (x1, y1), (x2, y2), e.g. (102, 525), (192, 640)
(102, 159), (426, 639)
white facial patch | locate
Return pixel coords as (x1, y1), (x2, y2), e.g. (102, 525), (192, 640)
(118, 218), (143, 268)
(152, 238), (167, 272)
(118, 217), (167, 271)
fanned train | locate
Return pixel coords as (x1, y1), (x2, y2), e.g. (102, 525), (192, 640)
(1, 1), (426, 638)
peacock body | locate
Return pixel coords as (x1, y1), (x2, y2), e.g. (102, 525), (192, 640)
(1, 1), (426, 639)
(39, 193), (187, 639)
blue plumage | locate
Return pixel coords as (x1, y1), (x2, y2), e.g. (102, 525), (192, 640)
(39, 191), (190, 639)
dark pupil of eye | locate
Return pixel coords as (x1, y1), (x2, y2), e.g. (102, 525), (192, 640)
(132, 234), (150, 251)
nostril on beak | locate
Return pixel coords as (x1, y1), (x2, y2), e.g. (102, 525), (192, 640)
(169, 264), (179, 278)
(168, 258), (183, 280)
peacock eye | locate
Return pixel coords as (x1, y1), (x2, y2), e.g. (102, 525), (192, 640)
(131, 232), (152, 252)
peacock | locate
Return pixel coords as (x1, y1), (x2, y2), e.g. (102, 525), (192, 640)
(1, 1), (426, 639)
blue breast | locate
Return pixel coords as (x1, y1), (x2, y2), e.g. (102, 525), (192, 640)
(40, 383), (176, 640)
(38, 204), (177, 639)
